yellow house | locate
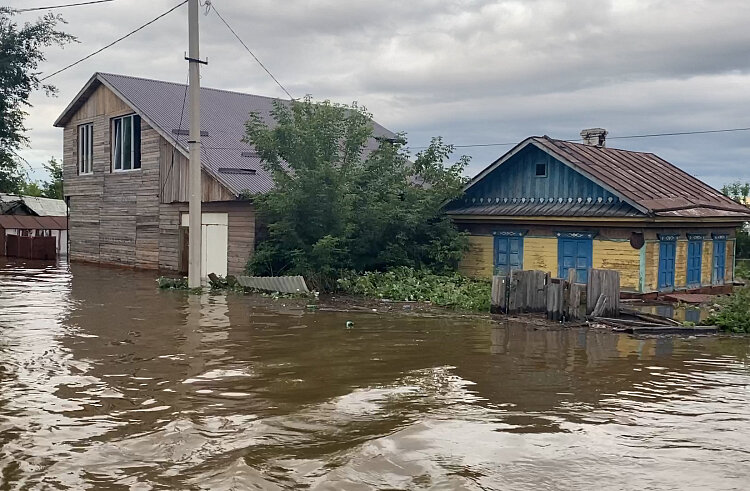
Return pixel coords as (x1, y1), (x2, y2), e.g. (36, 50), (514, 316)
(447, 129), (750, 293)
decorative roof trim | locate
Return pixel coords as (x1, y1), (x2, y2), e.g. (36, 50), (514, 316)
(711, 233), (729, 240)
(686, 233), (705, 240)
(492, 230), (526, 237)
(556, 231), (597, 239)
(658, 234), (680, 241)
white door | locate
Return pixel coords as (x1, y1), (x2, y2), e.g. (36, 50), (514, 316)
(182, 212), (229, 278)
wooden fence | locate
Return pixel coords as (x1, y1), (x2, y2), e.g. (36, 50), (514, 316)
(4, 234), (57, 260)
(491, 268), (620, 321)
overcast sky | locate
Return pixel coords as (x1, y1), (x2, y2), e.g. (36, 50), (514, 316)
(12, 0), (750, 189)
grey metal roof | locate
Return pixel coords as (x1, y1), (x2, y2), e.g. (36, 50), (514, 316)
(56, 73), (395, 197)
(0, 194), (67, 217)
(446, 197), (644, 218)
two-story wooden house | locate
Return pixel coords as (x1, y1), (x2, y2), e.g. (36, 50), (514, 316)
(54, 72), (393, 277)
(447, 129), (750, 293)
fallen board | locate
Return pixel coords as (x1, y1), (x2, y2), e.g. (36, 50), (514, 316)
(236, 275), (310, 293)
(616, 326), (719, 335)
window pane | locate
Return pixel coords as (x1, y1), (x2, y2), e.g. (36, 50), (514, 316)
(122, 116), (132, 170)
(113, 119), (121, 170)
(133, 116), (141, 169)
(78, 126), (83, 174)
(87, 124), (93, 173)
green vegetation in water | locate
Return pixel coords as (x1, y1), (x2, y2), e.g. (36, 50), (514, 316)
(706, 286), (750, 333)
(337, 267), (491, 312)
(156, 276), (202, 294)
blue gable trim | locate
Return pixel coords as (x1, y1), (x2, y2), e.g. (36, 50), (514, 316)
(458, 145), (643, 217)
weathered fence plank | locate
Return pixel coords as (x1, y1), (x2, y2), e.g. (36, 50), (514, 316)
(587, 269), (620, 317)
(491, 275), (506, 313)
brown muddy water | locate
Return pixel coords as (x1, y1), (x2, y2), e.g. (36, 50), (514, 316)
(1, 259), (749, 490)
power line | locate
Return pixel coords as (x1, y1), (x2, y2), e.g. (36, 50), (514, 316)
(409, 126), (750, 150)
(608, 127), (750, 140)
(206, 1), (295, 100)
(39, 0), (188, 82)
(13, 0), (116, 12)
(161, 76), (190, 197)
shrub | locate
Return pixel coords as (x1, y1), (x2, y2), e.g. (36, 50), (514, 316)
(706, 287), (750, 333)
(243, 97), (470, 291)
(337, 267), (491, 312)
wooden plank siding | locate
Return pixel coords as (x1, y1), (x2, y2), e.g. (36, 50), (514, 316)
(63, 82), (255, 273)
(592, 240), (640, 290)
(458, 235), (493, 278)
(523, 237), (557, 273)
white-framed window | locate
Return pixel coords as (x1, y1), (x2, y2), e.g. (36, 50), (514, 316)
(112, 114), (141, 171)
(77, 122), (93, 175)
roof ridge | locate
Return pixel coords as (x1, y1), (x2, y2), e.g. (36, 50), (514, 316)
(97, 72), (287, 102)
(539, 136), (659, 156)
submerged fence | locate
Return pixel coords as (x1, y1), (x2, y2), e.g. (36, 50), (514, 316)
(4, 234), (57, 260)
(491, 269), (620, 321)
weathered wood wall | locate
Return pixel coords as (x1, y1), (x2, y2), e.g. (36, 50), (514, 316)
(158, 201), (255, 276)
(458, 235), (493, 277)
(62, 82), (254, 272)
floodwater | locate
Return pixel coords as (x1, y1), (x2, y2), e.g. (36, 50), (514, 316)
(1, 259), (749, 490)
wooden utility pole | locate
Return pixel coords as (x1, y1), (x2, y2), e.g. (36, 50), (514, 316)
(187, 0), (202, 287)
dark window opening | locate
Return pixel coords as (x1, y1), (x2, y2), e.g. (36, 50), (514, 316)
(535, 163), (548, 177)
(218, 167), (256, 175)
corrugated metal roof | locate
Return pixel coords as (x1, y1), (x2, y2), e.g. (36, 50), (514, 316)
(0, 215), (67, 230)
(57, 73), (395, 196)
(0, 194), (67, 217)
(531, 137), (750, 218)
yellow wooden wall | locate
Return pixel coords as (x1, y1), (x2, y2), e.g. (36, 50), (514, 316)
(701, 241), (713, 285)
(523, 237), (557, 274)
(458, 235), (493, 278)
(592, 240), (640, 290)
(674, 241), (688, 289)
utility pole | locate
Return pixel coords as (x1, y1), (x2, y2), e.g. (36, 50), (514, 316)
(187, 0), (202, 288)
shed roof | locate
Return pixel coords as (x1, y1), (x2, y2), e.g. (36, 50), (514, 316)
(0, 215), (68, 230)
(459, 136), (750, 220)
(0, 194), (67, 217)
(54, 73), (395, 197)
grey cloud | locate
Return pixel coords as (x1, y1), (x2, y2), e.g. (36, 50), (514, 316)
(14, 0), (750, 189)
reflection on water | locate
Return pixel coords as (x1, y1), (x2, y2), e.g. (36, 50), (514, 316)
(632, 303), (708, 323)
(1, 258), (749, 489)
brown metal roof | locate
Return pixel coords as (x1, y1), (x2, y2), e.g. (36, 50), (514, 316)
(0, 215), (68, 230)
(530, 137), (750, 218)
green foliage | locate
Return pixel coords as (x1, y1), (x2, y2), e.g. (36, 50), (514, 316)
(721, 181), (750, 204)
(736, 228), (750, 260)
(735, 260), (750, 280)
(157, 276), (189, 290)
(19, 180), (42, 197)
(337, 267), (491, 312)
(244, 96), (470, 290)
(705, 287), (750, 333)
(0, 8), (75, 193)
(41, 157), (63, 199)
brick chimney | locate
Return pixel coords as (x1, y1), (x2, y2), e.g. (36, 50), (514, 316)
(580, 128), (608, 147)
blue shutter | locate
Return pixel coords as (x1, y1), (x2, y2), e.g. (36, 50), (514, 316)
(558, 238), (592, 283)
(494, 235), (523, 275)
(713, 240), (726, 284)
(658, 241), (676, 290)
(686, 240), (702, 286)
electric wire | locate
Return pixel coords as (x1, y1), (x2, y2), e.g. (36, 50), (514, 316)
(12, 0), (116, 12)
(161, 76), (190, 197)
(409, 126), (750, 150)
(206, 1), (295, 100)
(39, 0), (188, 82)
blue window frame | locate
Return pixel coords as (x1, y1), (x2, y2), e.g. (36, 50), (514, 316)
(658, 234), (678, 291)
(713, 237), (727, 285)
(557, 232), (594, 283)
(494, 232), (523, 275)
(686, 235), (703, 286)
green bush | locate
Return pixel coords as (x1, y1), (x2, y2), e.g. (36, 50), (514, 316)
(337, 267), (491, 312)
(706, 287), (750, 333)
(243, 97), (470, 291)
(735, 260), (750, 280)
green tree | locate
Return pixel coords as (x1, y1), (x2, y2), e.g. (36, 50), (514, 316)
(721, 181), (750, 259)
(19, 179), (43, 197)
(0, 7), (75, 193)
(244, 97), (469, 290)
(41, 156), (63, 199)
